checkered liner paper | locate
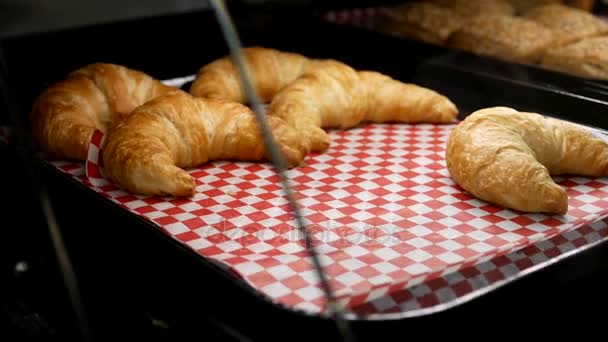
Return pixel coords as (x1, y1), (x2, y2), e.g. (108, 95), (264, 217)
(18, 109), (607, 319)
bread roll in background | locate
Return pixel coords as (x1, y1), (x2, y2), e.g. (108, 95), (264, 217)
(565, 0), (597, 11)
(447, 15), (555, 64)
(523, 3), (608, 46)
(508, 0), (564, 14)
(429, 0), (515, 16)
(541, 36), (608, 79)
(376, 2), (466, 45)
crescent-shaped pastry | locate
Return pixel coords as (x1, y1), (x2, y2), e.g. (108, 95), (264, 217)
(446, 107), (608, 214)
(30, 63), (175, 160)
(190, 47), (323, 103)
(102, 90), (306, 197)
(268, 60), (458, 152)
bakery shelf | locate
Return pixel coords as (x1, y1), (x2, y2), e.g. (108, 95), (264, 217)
(320, 5), (608, 118)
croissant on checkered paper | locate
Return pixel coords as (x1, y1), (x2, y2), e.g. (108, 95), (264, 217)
(445, 106), (608, 214)
(102, 90), (306, 197)
(267, 59), (458, 152)
(30, 63), (175, 161)
(190, 46), (324, 103)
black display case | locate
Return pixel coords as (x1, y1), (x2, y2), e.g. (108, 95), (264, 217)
(2, 2), (608, 341)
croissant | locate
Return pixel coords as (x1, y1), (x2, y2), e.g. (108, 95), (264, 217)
(190, 47), (323, 103)
(102, 90), (307, 197)
(445, 107), (608, 214)
(267, 60), (458, 152)
(30, 63), (175, 160)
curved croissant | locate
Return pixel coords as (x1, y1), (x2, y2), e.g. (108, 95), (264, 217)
(30, 63), (175, 160)
(102, 90), (307, 197)
(267, 60), (458, 152)
(190, 47), (322, 103)
(446, 107), (608, 214)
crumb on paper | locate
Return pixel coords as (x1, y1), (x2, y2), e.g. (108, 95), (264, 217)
(225, 190), (237, 196)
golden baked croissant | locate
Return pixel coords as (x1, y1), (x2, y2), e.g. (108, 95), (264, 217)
(102, 90), (307, 197)
(190, 47), (323, 103)
(446, 107), (608, 214)
(267, 60), (458, 152)
(30, 63), (175, 160)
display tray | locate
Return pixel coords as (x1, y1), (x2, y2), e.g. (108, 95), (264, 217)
(3, 72), (604, 320)
(320, 7), (608, 113)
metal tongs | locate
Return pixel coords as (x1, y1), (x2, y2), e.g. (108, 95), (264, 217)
(208, 1), (354, 341)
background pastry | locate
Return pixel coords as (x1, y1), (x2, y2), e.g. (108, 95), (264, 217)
(376, 2), (466, 45)
(447, 15), (555, 64)
(523, 4), (608, 46)
(565, 0), (596, 11)
(429, 0), (515, 16)
(508, 0), (563, 14)
(446, 106), (608, 214)
(30, 63), (175, 161)
(540, 36), (608, 79)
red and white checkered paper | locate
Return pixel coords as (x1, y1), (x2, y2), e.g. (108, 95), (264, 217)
(322, 7), (379, 29)
(42, 120), (608, 319)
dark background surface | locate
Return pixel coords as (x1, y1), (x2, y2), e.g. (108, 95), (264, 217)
(1, 1), (608, 341)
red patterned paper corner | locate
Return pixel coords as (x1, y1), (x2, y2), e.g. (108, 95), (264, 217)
(85, 129), (110, 187)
